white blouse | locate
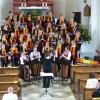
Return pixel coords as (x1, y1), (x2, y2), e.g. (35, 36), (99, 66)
(85, 78), (99, 88)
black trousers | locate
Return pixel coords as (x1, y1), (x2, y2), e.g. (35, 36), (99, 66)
(43, 76), (51, 88)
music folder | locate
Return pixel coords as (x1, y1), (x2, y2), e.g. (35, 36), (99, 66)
(40, 72), (54, 77)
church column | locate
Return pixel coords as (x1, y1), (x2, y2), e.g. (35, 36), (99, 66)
(91, 0), (99, 50)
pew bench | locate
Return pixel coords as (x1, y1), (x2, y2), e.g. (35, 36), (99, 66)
(0, 74), (18, 82)
(83, 86), (96, 100)
(77, 78), (100, 94)
(0, 81), (18, 91)
(0, 67), (18, 74)
(72, 70), (100, 92)
(92, 98), (100, 100)
(71, 64), (100, 83)
(73, 70), (100, 85)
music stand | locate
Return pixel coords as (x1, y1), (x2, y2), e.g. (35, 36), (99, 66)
(40, 72), (54, 97)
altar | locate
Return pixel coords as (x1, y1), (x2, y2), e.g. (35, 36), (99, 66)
(13, 0), (54, 15)
(19, 6), (50, 15)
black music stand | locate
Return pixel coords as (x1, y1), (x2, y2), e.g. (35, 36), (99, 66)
(40, 72), (54, 97)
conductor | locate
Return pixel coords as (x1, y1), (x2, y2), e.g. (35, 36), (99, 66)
(42, 51), (53, 88)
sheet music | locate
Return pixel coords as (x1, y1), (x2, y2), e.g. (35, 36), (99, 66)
(40, 72), (54, 77)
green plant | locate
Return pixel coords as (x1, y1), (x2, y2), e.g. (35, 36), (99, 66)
(80, 25), (91, 43)
(31, 9), (38, 21)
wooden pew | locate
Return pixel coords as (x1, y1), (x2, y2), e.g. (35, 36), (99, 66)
(0, 74), (18, 82)
(83, 87), (96, 100)
(0, 67), (19, 99)
(78, 78), (100, 93)
(0, 81), (18, 91)
(92, 98), (100, 100)
(73, 70), (100, 85)
(71, 64), (100, 83)
(0, 67), (18, 74)
(72, 70), (100, 92)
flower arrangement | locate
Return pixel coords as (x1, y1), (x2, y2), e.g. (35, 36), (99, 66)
(80, 25), (91, 43)
(31, 9), (38, 21)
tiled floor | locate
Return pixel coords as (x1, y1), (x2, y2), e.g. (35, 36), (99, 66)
(22, 79), (76, 100)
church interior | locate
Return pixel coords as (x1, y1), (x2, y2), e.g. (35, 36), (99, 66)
(0, 0), (100, 100)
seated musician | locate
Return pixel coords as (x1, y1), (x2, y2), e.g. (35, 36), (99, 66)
(92, 80), (100, 97)
(85, 73), (99, 88)
(94, 50), (100, 63)
(2, 87), (18, 100)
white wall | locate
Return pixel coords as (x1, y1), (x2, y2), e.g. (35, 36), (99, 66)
(91, 0), (100, 50)
(54, 0), (66, 18)
(0, 0), (13, 25)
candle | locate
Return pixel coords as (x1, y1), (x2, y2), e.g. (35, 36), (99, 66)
(45, 3), (47, 7)
(21, 3), (23, 7)
(24, 2), (26, 7)
(42, 3), (44, 7)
